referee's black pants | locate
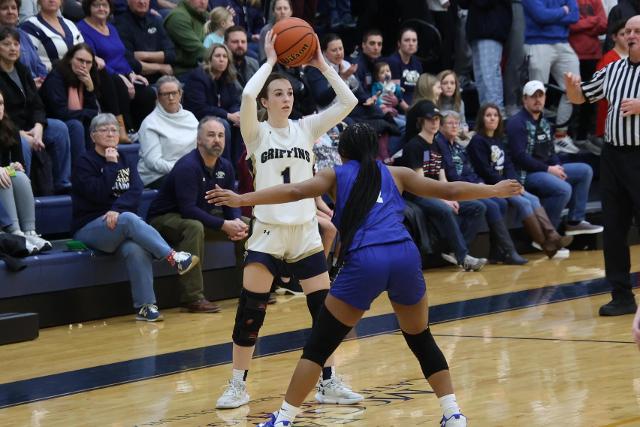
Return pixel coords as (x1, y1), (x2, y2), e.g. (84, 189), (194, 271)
(601, 144), (640, 302)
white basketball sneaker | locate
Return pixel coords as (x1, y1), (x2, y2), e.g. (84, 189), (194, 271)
(216, 378), (250, 409)
(315, 376), (363, 404)
(440, 412), (467, 426)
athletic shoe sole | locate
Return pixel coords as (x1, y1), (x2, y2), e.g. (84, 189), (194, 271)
(564, 227), (604, 236)
(314, 392), (364, 404)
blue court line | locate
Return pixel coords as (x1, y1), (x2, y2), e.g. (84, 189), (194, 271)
(0, 273), (634, 409)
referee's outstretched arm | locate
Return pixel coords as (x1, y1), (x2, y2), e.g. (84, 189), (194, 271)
(564, 72), (586, 104)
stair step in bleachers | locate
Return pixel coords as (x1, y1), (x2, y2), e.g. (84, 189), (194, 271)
(0, 312), (39, 345)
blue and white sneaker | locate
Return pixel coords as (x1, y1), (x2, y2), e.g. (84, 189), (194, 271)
(440, 412), (467, 426)
(170, 251), (199, 275)
(136, 304), (163, 322)
(256, 411), (292, 426)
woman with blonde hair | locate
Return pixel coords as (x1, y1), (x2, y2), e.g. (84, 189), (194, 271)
(404, 73), (441, 143)
(183, 43), (243, 164)
(203, 6), (235, 48)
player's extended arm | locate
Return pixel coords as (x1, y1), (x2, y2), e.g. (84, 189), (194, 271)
(391, 166), (523, 200)
(207, 168), (336, 207)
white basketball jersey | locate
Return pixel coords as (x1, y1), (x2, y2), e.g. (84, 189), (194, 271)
(247, 119), (317, 225)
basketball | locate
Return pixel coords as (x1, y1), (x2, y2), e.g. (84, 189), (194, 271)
(272, 17), (318, 67)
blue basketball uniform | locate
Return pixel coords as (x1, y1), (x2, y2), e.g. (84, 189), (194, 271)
(331, 160), (426, 310)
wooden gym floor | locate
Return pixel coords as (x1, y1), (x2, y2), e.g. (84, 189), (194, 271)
(1, 246), (640, 427)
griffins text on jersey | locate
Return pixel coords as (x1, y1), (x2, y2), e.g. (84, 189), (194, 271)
(260, 147), (311, 163)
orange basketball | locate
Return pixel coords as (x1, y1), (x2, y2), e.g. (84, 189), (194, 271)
(272, 17), (318, 67)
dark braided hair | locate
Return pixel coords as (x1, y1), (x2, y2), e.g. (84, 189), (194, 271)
(336, 123), (381, 267)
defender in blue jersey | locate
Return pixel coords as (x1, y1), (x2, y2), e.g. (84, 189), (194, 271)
(209, 123), (523, 427)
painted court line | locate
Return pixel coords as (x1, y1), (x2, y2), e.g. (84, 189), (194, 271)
(0, 274), (634, 409)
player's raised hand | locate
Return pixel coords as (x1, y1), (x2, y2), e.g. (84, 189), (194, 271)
(307, 34), (328, 72)
(264, 29), (277, 66)
(493, 179), (523, 198)
(206, 185), (244, 207)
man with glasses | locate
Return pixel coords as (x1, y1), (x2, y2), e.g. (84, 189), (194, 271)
(147, 115), (248, 313)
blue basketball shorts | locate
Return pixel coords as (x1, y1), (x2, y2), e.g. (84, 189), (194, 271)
(330, 239), (426, 310)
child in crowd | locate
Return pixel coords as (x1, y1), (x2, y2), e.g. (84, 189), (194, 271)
(438, 70), (470, 140)
(204, 7), (235, 48)
(371, 61), (406, 129)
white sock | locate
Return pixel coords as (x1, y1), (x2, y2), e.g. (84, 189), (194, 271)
(231, 368), (246, 383)
(439, 394), (461, 418)
(276, 400), (301, 423)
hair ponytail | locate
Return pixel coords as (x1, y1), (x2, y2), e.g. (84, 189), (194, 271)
(336, 123), (381, 267)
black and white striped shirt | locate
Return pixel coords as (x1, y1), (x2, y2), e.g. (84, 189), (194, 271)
(582, 58), (640, 147)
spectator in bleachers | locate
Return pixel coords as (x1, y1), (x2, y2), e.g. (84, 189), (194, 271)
(204, 6), (234, 48)
(595, 20), (628, 140)
(114, 0), (177, 84)
(138, 75), (198, 188)
(183, 43), (242, 164)
(77, 0), (157, 131)
(403, 73), (441, 144)
(354, 28), (383, 93)
(568, 0), (607, 146)
(21, 0), (84, 73)
(72, 113), (199, 322)
(306, 33), (398, 160)
(604, 0), (640, 51)
(459, 0), (511, 114)
(147, 116), (247, 313)
(22, 1), (130, 143)
(371, 61), (405, 130)
(506, 80), (603, 236)
(427, 0), (457, 72)
(467, 103), (573, 258)
(259, 0), (290, 62)
(318, 0), (355, 29)
(522, 0), (581, 154)
(17, 0), (34, 22)
(397, 100), (487, 271)
(163, 0), (208, 78)
(437, 70), (469, 136)
(0, 27), (73, 193)
(0, 88), (52, 252)
(437, 109), (527, 264)
(0, 0), (46, 84)
(385, 26), (422, 108)
(504, 0), (526, 117)
(225, 25), (258, 87)
(39, 43), (100, 164)
(209, 0), (263, 59)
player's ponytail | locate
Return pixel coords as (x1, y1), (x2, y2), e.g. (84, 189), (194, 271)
(336, 123), (381, 267)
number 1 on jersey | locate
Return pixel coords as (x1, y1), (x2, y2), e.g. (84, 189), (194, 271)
(281, 167), (291, 184)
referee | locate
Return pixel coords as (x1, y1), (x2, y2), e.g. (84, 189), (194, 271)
(565, 15), (640, 317)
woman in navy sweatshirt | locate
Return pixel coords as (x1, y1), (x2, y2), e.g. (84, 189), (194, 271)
(71, 113), (199, 322)
(467, 104), (572, 258)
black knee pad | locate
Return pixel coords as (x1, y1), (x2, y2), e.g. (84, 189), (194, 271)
(402, 327), (449, 379)
(301, 304), (351, 366)
(232, 289), (271, 347)
(306, 289), (329, 326)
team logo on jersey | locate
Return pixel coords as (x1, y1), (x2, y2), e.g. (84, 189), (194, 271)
(376, 192), (383, 204)
(260, 147), (311, 164)
(216, 171), (226, 179)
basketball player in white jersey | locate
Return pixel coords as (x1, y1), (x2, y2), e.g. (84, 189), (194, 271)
(214, 30), (361, 409)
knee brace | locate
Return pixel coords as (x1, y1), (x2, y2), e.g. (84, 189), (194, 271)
(232, 289), (271, 347)
(301, 304), (351, 366)
(306, 289), (329, 326)
(402, 327), (449, 379)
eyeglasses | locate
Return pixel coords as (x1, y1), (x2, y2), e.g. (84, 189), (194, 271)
(93, 127), (118, 134)
(444, 121), (460, 127)
(74, 57), (93, 66)
(158, 90), (180, 98)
